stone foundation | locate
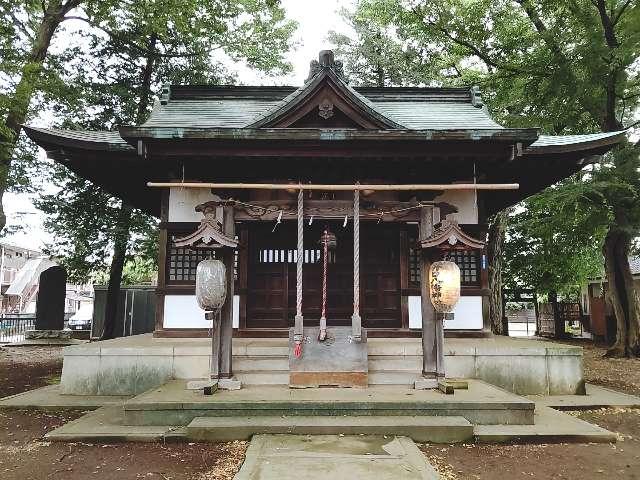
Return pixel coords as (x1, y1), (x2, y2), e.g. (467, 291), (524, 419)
(59, 334), (585, 396)
(25, 330), (72, 340)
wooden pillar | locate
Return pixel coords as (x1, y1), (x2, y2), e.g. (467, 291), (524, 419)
(417, 206), (438, 387)
(420, 251), (437, 379)
(219, 205), (235, 378)
(154, 189), (169, 335)
(238, 226), (248, 330)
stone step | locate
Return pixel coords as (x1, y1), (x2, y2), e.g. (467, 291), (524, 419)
(233, 356), (424, 373)
(235, 370), (289, 385)
(474, 407), (617, 444)
(369, 355), (423, 371)
(368, 370), (422, 385)
(233, 356), (289, 371)
(186, 415), (473, 443)
(124, 380), (535, 427)
(235, 370), (425, 386)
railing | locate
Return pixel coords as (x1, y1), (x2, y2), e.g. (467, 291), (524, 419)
(0, 314), (36, 343)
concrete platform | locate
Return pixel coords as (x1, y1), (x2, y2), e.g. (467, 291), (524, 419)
(36, 380), (635, 444)
(186, 415), (473, 443)
(234, 435), (439, 480)
(123, 379), (535, 426)
(474, 406), (617, 443)
(528, 383), (640, 410)
(58, 334), (585, 396)
(0, 384), (130, 410)
(44, 406), (185, 442)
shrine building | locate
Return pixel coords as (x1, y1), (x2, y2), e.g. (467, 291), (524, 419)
(24, 51), (625, 396)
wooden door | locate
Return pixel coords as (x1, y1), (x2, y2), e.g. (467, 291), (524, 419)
(246, 222), (401, 329)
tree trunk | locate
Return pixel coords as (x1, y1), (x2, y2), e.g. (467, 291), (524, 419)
(603, 211), (640, 357)
(549, 290), (564, 339)
(0, 0), (82, 231)
(487, 210), (508, 335)
(101, 203), (132, 340)
(100, 33), (157, 339)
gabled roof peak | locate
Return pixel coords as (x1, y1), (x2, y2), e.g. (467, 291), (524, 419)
(306, 50), (345, 83)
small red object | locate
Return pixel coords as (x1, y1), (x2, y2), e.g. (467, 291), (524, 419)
(294, 342), (302, 358)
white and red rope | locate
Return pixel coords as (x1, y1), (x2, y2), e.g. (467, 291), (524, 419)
(293, 188), (304, 357)
(319, 229), (329, 341)
(352, 188), (362, 341)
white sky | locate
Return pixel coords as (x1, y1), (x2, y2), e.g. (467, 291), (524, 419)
(0, 0), (354, 251)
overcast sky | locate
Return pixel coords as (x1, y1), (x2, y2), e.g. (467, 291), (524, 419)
(1, 0), (354, 252)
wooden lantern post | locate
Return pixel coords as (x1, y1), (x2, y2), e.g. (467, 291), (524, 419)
(174, 200), (240, 391)
(415, 218), (485, 391)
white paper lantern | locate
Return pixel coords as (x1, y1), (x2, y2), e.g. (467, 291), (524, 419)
(196, 259), (227, 311)
(429, 260), (461, 314)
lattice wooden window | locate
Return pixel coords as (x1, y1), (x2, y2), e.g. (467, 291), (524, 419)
(167, 233), (237, 285)
(408, 236), (421, 287)
(256, 248), (334, 264)
(407, 227), (480, 287)
(443, 250), (480, 286)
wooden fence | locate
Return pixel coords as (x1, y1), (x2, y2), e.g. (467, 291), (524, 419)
(537, 302), (582, 338)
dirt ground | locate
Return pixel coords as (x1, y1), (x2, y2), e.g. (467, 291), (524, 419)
(568, 339), (640, 397)
(1, 341), (639, 480)
(421, 339), (640, 480)
(0, 346), (246, 480)
(421, 408), (640, 480)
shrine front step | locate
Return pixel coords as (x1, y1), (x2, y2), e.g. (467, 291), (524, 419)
(122, 380), (535, 427)
(185, 415), (474, 443)
(234, 369), (424, 387)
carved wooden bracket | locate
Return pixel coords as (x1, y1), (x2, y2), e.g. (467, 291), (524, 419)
(420, 219), (484, 250)
(173, 201), (238, 249)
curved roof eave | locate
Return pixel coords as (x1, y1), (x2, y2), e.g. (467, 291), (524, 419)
(22, 125), (134, 152)
(524, 130), (627, 155)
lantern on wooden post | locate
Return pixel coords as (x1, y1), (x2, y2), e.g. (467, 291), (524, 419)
(196, 259), (227, 315)
(429, 260), (461, 319)
(175, 199), (239, 394)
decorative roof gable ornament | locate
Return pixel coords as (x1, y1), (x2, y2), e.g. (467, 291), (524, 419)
(318, 98), (334, 119)
(306, 50), (345, 83)
(420, 219), (484, 250)
(173, 200), (239, 249)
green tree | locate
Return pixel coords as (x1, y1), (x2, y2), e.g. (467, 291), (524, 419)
(33, 0), (296, 338)
(0, 0), (89, 230)
(333, 0), (640, 354)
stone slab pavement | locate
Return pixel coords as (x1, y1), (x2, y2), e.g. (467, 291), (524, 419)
(234, 434), (439, 480)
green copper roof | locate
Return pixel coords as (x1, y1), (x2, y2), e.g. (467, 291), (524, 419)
(141, 84), (501, 130)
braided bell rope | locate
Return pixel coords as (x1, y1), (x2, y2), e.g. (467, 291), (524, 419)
(353, 189), (360, 316)
(321, 231), (328, 319)
(296, 189), (303, 317)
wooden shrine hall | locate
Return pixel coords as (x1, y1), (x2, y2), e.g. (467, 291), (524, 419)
(24, 50), (626, 393)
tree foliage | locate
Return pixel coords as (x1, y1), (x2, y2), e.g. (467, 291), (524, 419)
(334, 0), (640, 352)
(29, 0), (295, 285)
